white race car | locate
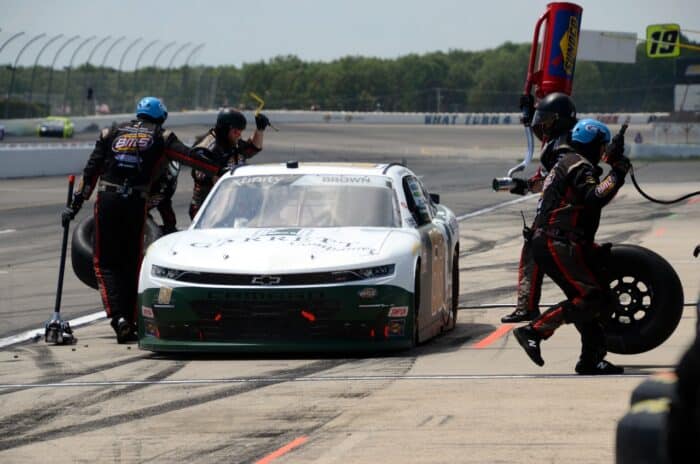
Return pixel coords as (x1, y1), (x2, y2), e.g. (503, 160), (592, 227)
(138, 162), (460, 352)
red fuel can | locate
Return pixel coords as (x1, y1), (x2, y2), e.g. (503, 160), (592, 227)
(525, 2), (583, 98)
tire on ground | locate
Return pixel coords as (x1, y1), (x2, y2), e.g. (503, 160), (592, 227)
(630, 372), (678, 406)
(605, 244), (684, 355)
(71, 215), (163, 290)
(616, 399), (669, 464)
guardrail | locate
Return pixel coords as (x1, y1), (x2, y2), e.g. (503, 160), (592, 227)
(1, 111), (692, 179)
(0, 110), (670, 135)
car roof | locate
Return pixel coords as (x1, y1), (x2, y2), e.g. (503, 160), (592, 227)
(226, 162), (410, 178)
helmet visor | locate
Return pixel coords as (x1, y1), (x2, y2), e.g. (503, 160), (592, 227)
(531, 110), (558, 140)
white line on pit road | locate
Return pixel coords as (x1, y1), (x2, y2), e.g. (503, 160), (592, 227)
(457, 194), (537, 222)
(0, 372), (642, 389)
(0, 311), (106, 349)
(0, 229), (16, 234)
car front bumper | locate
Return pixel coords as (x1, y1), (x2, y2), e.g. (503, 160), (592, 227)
(138, 284), (414, 353)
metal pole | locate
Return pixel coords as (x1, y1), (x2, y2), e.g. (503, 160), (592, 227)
(27, 34), (63, 117)
(5, 33), (45, 118)
(97, 36), (125, 113)
(46, 35), (79, 114)
(62, 36), (95, 115)
(82, 36), (111, 115)
(151, 41), (175, 100)
(116, 37), (141, 113)
(183, 43), (205, 110)
(0, 32), (25, 58)
(163, 42), (192, 105)
(131, 39), (159, 108)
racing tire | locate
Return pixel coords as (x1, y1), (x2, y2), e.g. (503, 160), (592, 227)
(448, 247), (459, 331)
(630, 373), (678, 406)
(412, 262), (421, 347)
(71, 215), (162, 290)
(615, 399), (669, 464)
(604, 244), (684, 355)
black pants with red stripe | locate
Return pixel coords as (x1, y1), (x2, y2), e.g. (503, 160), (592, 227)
(516, 238), (544, 313)
(93, 191), (147, 323)
(530, 233), (614, 364)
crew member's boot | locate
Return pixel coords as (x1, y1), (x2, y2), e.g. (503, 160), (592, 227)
(513, 325), (545, 366)
(501, 307), (540, 323)
(110, 317), (137, 344)
(575, 359), (624, 375)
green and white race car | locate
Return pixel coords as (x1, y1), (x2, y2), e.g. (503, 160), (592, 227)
(138, 162), (460, 353)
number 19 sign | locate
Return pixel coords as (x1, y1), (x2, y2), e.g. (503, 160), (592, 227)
(646, 24), (681, 58)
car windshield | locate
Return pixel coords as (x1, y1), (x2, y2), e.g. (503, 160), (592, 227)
(195, 174), (400, 229)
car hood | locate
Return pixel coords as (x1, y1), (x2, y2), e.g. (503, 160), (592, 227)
(147, 227), (403, 274)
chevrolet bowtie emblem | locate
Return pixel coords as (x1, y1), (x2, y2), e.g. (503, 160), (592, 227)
(251, 275), (282, 285)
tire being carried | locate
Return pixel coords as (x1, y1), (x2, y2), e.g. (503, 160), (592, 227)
(71, 215), (163, 290)
(604, 244), (684, 355)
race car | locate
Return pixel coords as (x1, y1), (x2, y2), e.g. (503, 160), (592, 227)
(138, 162), (460, 353)
(37, 116), (74, 138)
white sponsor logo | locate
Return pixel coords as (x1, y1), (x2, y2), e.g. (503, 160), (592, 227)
(142, 306), (154, 318)
(388, 306), (409, 318)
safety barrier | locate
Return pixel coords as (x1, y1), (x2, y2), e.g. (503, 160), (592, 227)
(0, 110), (670, 134)
(1, 111), (693, 178)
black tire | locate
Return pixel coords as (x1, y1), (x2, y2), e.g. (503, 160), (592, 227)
(71, 216), (98, 289)
(604, 244), (684, 355)
(615, 400), (669, 464)
(448, 247), (459, 330)
(630, 373), (678, 405)
(412, 262), (421, 347)
(71, 215), (163, 290)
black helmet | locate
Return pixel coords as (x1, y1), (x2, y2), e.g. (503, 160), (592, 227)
(215, 108), (247, 144)
(531, 92), (577, 141)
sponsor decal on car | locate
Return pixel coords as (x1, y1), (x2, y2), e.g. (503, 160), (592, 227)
(388, 319), (405, 336)
(189, 230), (376, 254)
(358, 287), (378, 299)
(141, 306), (154, 318)
(144, 321), (158, 337)
(158, 287), (173, 305)
(388, 306), (409, 318)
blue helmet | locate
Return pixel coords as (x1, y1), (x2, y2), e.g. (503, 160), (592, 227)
(136, 97), (168, 123)
(571, 119), (611, 145)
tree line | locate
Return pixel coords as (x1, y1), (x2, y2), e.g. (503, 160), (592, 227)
(0, 38), (698, 119)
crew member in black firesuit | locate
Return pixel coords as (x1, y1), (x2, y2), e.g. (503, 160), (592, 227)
(61, 97), (221, 343)
(501, 92), (578, 323)
(188, 108), (270, 219)
(513, 118), (631, 375)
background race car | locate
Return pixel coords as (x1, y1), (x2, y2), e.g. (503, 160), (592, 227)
(37, 116), (74, 138)
(138, 162), (460, 353)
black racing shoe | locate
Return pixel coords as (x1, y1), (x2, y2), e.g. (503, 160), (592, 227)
(501, 308), (541, 323)
(513, 325), (545, 366)
(111, 317), (137, 344)
(575, 359), (624, 375)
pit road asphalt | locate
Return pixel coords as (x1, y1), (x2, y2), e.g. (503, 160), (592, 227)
(0, 123), (697, 463)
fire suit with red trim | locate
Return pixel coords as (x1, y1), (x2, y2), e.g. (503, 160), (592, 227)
(73, 119), (219, 324)
(529, 148), (628, 364)
(513, 134), (570, 315)
(188, 130), (261, 219)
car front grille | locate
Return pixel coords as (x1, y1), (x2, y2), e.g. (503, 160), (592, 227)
(156, 295), (383, 342)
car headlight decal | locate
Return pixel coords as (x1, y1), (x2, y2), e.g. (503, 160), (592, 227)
(151, 264), (198, 280)
(150, 264), (395, 284)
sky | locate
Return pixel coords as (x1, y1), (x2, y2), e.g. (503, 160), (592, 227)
(1, 0), (699, 69)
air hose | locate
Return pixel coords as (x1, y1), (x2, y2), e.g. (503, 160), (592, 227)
(629, 165), (700, 205)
